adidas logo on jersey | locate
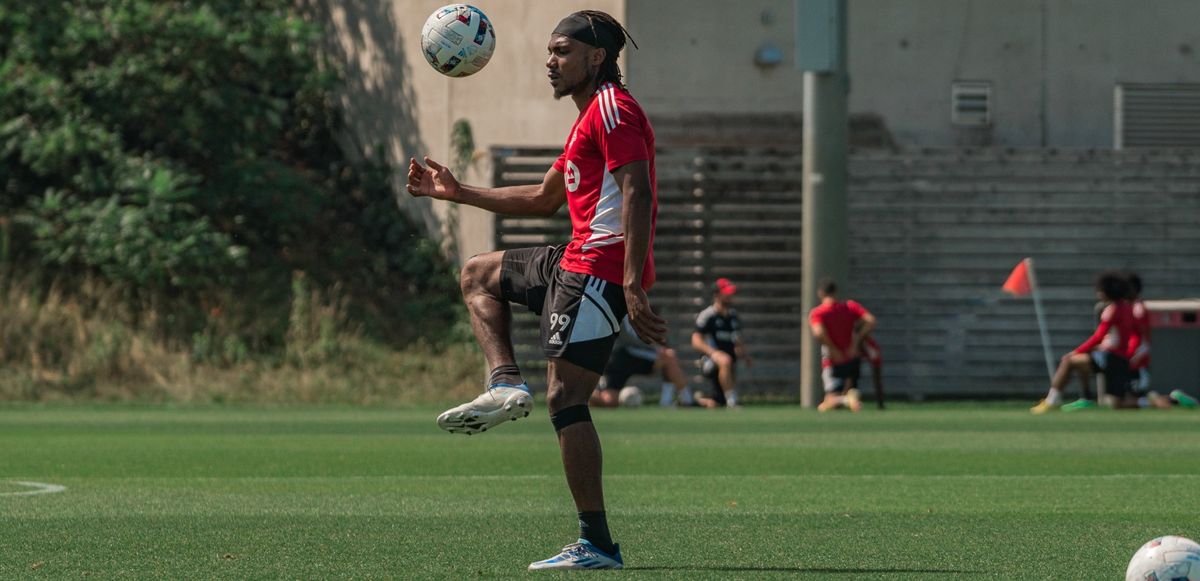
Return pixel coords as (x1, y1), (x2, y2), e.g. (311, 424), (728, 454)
(548, 332), (563, 345)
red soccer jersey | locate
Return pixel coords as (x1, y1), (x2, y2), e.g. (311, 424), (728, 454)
(809, 299), (869, 367)
(552, 82), (657, 289)
(1074, 300), (1138, 358)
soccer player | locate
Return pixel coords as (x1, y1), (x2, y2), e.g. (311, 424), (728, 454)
(1032, 271), (1137, 413)
(808, 278), (876, 412)
(691, 278), (752, 408)
(1123, 272), (1200, 409)
(406, 11), (662, 571)
(1124, 272), (1164, 408)
(593, 317), (693, 408)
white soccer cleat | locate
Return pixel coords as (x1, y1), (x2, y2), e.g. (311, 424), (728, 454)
(436, 384), (532, 435)
(528, 540), (624, 571)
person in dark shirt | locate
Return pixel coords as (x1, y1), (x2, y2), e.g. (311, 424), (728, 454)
(691, 278), (752, 408)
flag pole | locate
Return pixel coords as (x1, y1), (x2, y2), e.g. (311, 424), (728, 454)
(1024, 258), (1055, 382)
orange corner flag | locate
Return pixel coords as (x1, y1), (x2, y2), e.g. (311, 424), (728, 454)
(1002, 259), (1032, 296)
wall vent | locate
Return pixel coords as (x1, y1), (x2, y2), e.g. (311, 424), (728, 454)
(951, 81), (992, 127)
(1115, 83), (1200, 148)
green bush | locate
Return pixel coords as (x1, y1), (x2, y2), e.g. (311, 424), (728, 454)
(0, 1), (463, 362)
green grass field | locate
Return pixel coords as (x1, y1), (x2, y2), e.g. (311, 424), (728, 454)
(3, 403), (1198, 579)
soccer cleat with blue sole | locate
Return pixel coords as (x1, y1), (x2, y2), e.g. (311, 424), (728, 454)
(436, 384), (532, 435)
(528, 539), (624, 571)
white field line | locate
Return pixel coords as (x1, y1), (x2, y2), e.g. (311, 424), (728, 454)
(0, 481), (66, 497)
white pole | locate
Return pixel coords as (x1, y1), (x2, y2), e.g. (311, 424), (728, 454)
(1025, 258), (1055, 382)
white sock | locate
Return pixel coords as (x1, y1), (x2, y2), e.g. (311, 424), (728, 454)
(1046, 388), (1064, 405)
(678, 386), (694, 406)
(726, 391), (739, 407)
(659, 383), (676, 406)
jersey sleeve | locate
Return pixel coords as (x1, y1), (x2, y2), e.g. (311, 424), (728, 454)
(846, 300), (868, 320)
(808, 306), (826, 328)
(695, 310), (714, 334)
(599, 96), (650, 172)
(1075, 304), (1114, 354)
(552, 150), (567, 173)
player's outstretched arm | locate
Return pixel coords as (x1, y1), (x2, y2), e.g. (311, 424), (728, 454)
(407, 156), (566, 217)
(614, 159), (666, 346)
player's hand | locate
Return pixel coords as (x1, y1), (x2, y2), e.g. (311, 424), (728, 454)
(845, 343), (859, 360)
(829, 348), (845, 363)
(406, 156), (460, 200)
(624, 286), (667, 346)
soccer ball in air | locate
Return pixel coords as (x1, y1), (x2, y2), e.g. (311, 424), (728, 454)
(1126, 536), (1200, 581)
(618, 386), (644, 408)
(420, 4), (496, 77)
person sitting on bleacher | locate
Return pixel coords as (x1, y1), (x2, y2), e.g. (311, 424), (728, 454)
(1032, 271), (1138, 414)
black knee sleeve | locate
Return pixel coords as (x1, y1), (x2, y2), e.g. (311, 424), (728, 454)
(551, 405), (592, 432)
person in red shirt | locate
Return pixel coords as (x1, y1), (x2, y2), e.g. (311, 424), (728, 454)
(1125, 272), (1161, 406)
(406, 11), (662, 570)
(1032, 271), (1137, 413)
(1124, 272), (1200, 408)
(808, 278), (876, 412)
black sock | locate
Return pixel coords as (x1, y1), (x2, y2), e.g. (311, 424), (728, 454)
(578, 511), (615, 554)
(488, 364), (524, 388)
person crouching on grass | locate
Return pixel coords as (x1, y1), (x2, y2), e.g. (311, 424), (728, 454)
(1032, 271), (1138, 414)
(691, 278), (752, 408)
(809, 277), (876, 412)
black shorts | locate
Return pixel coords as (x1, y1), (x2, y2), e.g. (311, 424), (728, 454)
(822, 358), (862, 393)
(603, 348), (656, 391)
(1091, 351), (1132, 398)
(499, 245), (627, 374)
(700, 353), (736, 405)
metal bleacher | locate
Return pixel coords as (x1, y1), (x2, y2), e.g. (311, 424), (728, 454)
(490, 118), (1200, 400)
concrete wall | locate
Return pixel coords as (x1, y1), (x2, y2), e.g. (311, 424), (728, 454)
(625, 0), (802, 114)
(322, 0), (1200, 255)
(849, 0), (1200, 147)
(626, 0), (1200, 148)
(849, 0), (1045, 146)
(322, 0), (623, 262)
(1042, 0), (1200, 147)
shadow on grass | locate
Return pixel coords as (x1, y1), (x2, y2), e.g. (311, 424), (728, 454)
(628, 566), (979, 574)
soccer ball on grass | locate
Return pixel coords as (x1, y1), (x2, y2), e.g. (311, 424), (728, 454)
(618, 386), (644, 408)
(420, 4), (496, 77)
(1126, 535), (1200, 581)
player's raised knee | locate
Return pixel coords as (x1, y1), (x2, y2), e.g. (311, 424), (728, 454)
(460, 253), (497, 295)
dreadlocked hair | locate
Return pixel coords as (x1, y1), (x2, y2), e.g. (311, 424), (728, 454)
(577, 10), (638, 87)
